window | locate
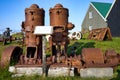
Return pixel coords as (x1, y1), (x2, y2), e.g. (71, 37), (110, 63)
(89, 11), (93, 19)
(89, 26), (93, 31)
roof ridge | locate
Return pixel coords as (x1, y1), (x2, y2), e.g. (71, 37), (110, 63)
(91, 1), (112, 4)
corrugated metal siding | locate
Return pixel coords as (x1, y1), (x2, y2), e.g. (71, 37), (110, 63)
(107, 0), (120, 37)
(82, 5), (107, 33)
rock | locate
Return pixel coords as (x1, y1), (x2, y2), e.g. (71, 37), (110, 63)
(9, 66), (16, 73)
(16, 67), (43, 75)
(9, 66), (43, 76)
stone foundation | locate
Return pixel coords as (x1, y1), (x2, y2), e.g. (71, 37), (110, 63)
(48, 67), (74, 76)
(80, 68), (113, 78)
(9, 66), (114, 77)
(9, 66), (74, 77)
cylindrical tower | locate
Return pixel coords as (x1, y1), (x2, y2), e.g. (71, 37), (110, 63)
(25, 4), (44, 27)
(21, 4), (45, 64)
(49, 4), (69, 26)
(22, 4), (45, 47)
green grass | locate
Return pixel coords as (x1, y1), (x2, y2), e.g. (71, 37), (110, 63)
(67, 37), (120, 55)
(0, 34), (120, 79)
(12, 32), (23, 39)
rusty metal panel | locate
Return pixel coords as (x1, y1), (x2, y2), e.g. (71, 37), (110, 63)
(105, 50), (119, 64)
(88, 27), (112, 41)
(52, 32), (63, 42)
(81, 48), (104, 64)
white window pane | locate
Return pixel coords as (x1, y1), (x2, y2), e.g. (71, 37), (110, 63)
(89, 26), (93, 31)
(89, 12), (93, 19)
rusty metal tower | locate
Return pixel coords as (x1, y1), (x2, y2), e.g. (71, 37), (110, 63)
(21, 4), (45, 64)
(49, 4), (74, 62)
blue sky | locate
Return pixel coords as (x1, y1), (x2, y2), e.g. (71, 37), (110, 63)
(0, 0), (113, 33)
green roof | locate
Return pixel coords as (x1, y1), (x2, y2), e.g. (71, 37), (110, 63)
(91, 2), (112, 18)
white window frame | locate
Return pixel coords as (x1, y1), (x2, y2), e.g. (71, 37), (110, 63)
(89, 11), (93, 19)
(89, 26), (93, 31)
